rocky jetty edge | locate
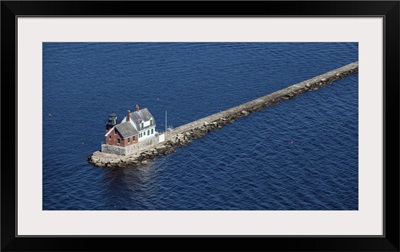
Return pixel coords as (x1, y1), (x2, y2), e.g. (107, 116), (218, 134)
(88, 61), (358, 168)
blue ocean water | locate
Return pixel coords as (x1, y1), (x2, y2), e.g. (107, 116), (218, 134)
(43, 42), (358, 210)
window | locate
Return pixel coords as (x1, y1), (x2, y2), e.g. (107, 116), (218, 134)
(150, 119), (153, 125)
(147, 130), (150, 135)
(109, 135), (111, 139)
(141, 122), (144, 129)
(117, 139), (120, 144)
(128, 138), (130, 143)
(144, 131), (146, 136)
(151, 129), (154, 134)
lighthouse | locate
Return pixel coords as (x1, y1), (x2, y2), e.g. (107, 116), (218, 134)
(106, 112), (117, 133)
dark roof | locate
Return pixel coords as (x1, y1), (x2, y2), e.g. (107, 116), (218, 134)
(115, 121), (138, 138)
(130, 108), (156, 129)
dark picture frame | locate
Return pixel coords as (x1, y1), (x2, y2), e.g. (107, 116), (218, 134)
(2, 1), (399, 251)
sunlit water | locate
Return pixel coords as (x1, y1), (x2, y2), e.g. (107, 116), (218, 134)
(43, 42), (358, 210)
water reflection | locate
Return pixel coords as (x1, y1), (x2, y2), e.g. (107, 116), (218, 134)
(101, 159), (165, 209)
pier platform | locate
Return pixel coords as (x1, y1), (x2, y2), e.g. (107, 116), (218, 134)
(89, 61), (358, 167)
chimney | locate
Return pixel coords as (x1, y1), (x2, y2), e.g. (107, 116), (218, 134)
(136, 104), (140, 112)
(127, 110), (131, 121)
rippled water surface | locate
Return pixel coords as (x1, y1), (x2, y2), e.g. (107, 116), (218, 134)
(43, 43), (358, 210)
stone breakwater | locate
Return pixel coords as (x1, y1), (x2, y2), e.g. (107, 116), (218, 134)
(88, 61), (358, 168)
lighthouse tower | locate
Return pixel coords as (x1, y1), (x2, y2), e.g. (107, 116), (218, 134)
(106, 112), (117, 133)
